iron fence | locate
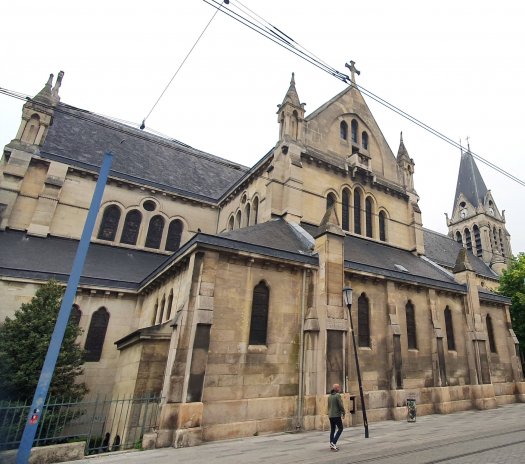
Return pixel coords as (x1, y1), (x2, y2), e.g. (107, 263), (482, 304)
(0, 394), (162, 455)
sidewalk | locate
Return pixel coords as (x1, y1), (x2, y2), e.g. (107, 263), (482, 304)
(71, 403), (525, 464)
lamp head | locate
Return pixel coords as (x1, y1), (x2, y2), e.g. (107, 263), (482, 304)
(342, 287), (353, 307)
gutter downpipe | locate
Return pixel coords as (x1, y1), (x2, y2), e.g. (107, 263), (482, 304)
(296, 268), (307, 430)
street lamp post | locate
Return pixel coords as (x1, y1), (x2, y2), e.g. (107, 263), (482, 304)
(343, 287), (369, 438)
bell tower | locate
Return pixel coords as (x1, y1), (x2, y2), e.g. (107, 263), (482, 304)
(447, 146), (511, 274)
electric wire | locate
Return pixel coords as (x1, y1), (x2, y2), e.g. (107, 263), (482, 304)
(0, 85), (498, 244)
(202, 0), (525, 188)
(140, 0), (228, 130)
(1, 0), (522, 188)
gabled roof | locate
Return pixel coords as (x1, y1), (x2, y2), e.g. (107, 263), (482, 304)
(39, 103), (248, 202)
(423, 228), (498, 279)
(0, 230), (165, 290)
(453, 150), (488, 209)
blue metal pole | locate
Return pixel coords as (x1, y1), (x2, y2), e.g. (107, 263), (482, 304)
(16, 151), (113, 464)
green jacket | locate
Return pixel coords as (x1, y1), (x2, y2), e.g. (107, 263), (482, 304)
(327, 391), (345, 418)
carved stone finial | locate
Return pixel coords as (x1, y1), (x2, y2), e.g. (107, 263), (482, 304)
(52, 71), (64, 99)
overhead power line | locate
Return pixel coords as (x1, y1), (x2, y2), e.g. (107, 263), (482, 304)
(202, 0), (525, 188)
(140, 0), (229, 130)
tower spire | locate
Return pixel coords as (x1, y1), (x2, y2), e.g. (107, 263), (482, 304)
(277, 73), (305, 142)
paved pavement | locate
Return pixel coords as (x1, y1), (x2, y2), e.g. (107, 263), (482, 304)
(72, 403), (525, 463)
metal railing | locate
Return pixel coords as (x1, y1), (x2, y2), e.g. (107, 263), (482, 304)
(0, 393), (162, 455)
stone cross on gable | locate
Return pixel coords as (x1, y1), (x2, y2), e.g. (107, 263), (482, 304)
(345, 60), (361, 84)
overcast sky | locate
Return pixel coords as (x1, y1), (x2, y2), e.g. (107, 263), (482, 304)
(2, 0), (524, 253)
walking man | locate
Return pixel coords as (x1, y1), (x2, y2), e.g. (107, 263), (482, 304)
(328, 383), (345, 451)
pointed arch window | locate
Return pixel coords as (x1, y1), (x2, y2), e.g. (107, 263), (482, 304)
(365, 197), (373, 238)
(379, 211), (387, 241)
(228, 216), (235, 231)
(120, 209), (142, 245)
(253, 197), (259, 225)
(249, 282), (270, 345)
(351, 119), (358, 143)
(486, 314), (496, 353)
(326, 192), (336, 211)
(166, 291), (174, 320)
(235, 210), (242, 229)
(362, 131), (369, 150)
(97, 205), (121, 241)
(498, 229), (506, 257)
(354, 189), (362, 235)
(291, 110), (299, 139)
(473, 225), (482, 257)
(492, 227), (498, 252)
(158, 295), (166, 324)
(464, 228), (472, 252)
(70, 304), (82, 327)
(151, 300), (158, 325)
(406, 301), (417, 349)
(340, 121), (348, 140)
(455, 231), (463, 244)
(145, 215), (165, 249)
(444, 306), (455, 351)
(166, 219), (183, 252)
(245, 203), (251, 227)
(358, 293), (370, 348)
(342, 189), (350, 231)
(84, 307), (110, 362)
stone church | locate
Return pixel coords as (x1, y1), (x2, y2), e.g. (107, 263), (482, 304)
(0, 70), (522, 447)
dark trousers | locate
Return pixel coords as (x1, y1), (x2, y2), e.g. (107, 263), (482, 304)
(329, 416), (343, 444)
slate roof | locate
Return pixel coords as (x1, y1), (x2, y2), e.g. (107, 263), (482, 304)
(0, 230), (166, 290)
(300, 223), (464, 292)
(454, 150), (488, 208)
(140, 219), (318, 288)
(39, 103), (248, 202)
(423, 228), (498, 279)
(219, 219), (314, 255)
(343, 234), (465, 292)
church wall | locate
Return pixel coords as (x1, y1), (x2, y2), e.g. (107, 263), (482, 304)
(347, 279), (390, 391)
(4, 160), (47, 231)
(484, 303), (515, 384)
(299, 162), (412, 250)
(202, 256), (303, 404)
(140, 263), (189, 328)
(435, 293), (471, 386)
(217, 175), (269, 233)
(0, 277), (141, 398)
(74, 291), (139, 397)
(0, 279), (42, 322)
(303, 93), (399, 181)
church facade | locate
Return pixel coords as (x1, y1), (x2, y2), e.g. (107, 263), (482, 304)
(0, 70), (522, 448)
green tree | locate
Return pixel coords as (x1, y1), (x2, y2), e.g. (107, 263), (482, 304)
(0, 281), (87, 401)
(498, 253), (525, 347)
